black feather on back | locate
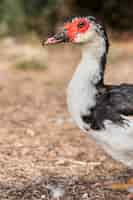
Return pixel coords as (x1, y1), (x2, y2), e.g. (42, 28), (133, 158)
(82, 84), (133, 130)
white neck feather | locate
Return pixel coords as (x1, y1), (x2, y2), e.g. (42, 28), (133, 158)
(67, 36), (106, 131)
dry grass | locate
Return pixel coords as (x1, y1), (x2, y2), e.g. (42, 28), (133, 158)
(15, 59), (47, 70)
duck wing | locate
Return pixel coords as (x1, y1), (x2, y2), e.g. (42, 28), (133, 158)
(82, 84), (133, 130)
(108, 84), (133, 115)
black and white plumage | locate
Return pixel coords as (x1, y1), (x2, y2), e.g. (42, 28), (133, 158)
(83, 84), (133, 130)
(44, 16), (133, 168)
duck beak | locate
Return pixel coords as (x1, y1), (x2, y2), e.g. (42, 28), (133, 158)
(43, 31), (68, 45)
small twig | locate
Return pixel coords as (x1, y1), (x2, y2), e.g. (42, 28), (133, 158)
(55, 158), (101, 166)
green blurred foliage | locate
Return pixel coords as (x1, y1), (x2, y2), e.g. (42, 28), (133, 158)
(0, 0), (60, 36)
(0, 0), (133, 36)
(0, 0), (26, 35)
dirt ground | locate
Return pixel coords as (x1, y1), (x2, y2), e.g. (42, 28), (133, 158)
(0, 37), (133, 199)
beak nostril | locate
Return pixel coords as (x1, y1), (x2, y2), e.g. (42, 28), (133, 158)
(43, 31), (68, 45)
(54, 32), (67, 41)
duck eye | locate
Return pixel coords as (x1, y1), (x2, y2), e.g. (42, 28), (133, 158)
(78, 22), (85, 28)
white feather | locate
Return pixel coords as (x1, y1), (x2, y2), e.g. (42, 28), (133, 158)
(90, 117), (133, 168)
(67, 53), (98, 130)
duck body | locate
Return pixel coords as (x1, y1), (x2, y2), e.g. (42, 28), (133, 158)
(67, 30), (133, 168)
(68, 57), (133, 168)
(45, 16), (133, 168)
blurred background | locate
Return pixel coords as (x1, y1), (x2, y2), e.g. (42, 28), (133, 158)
(0, 0), (133, 37)
(0, 1), (133, 199)
(0, 0), (133, 70)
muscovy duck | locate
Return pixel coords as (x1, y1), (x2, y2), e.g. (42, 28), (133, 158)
(44, 16), (133, 193)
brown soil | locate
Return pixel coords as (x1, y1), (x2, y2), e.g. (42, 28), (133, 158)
(0, 37), (133, 199)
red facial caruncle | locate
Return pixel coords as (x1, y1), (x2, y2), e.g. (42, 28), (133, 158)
(64, 17), (90, 42)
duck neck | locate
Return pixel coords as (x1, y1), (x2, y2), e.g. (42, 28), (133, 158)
(80, 35), (107, 87)
(67, 36), (108, 128)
